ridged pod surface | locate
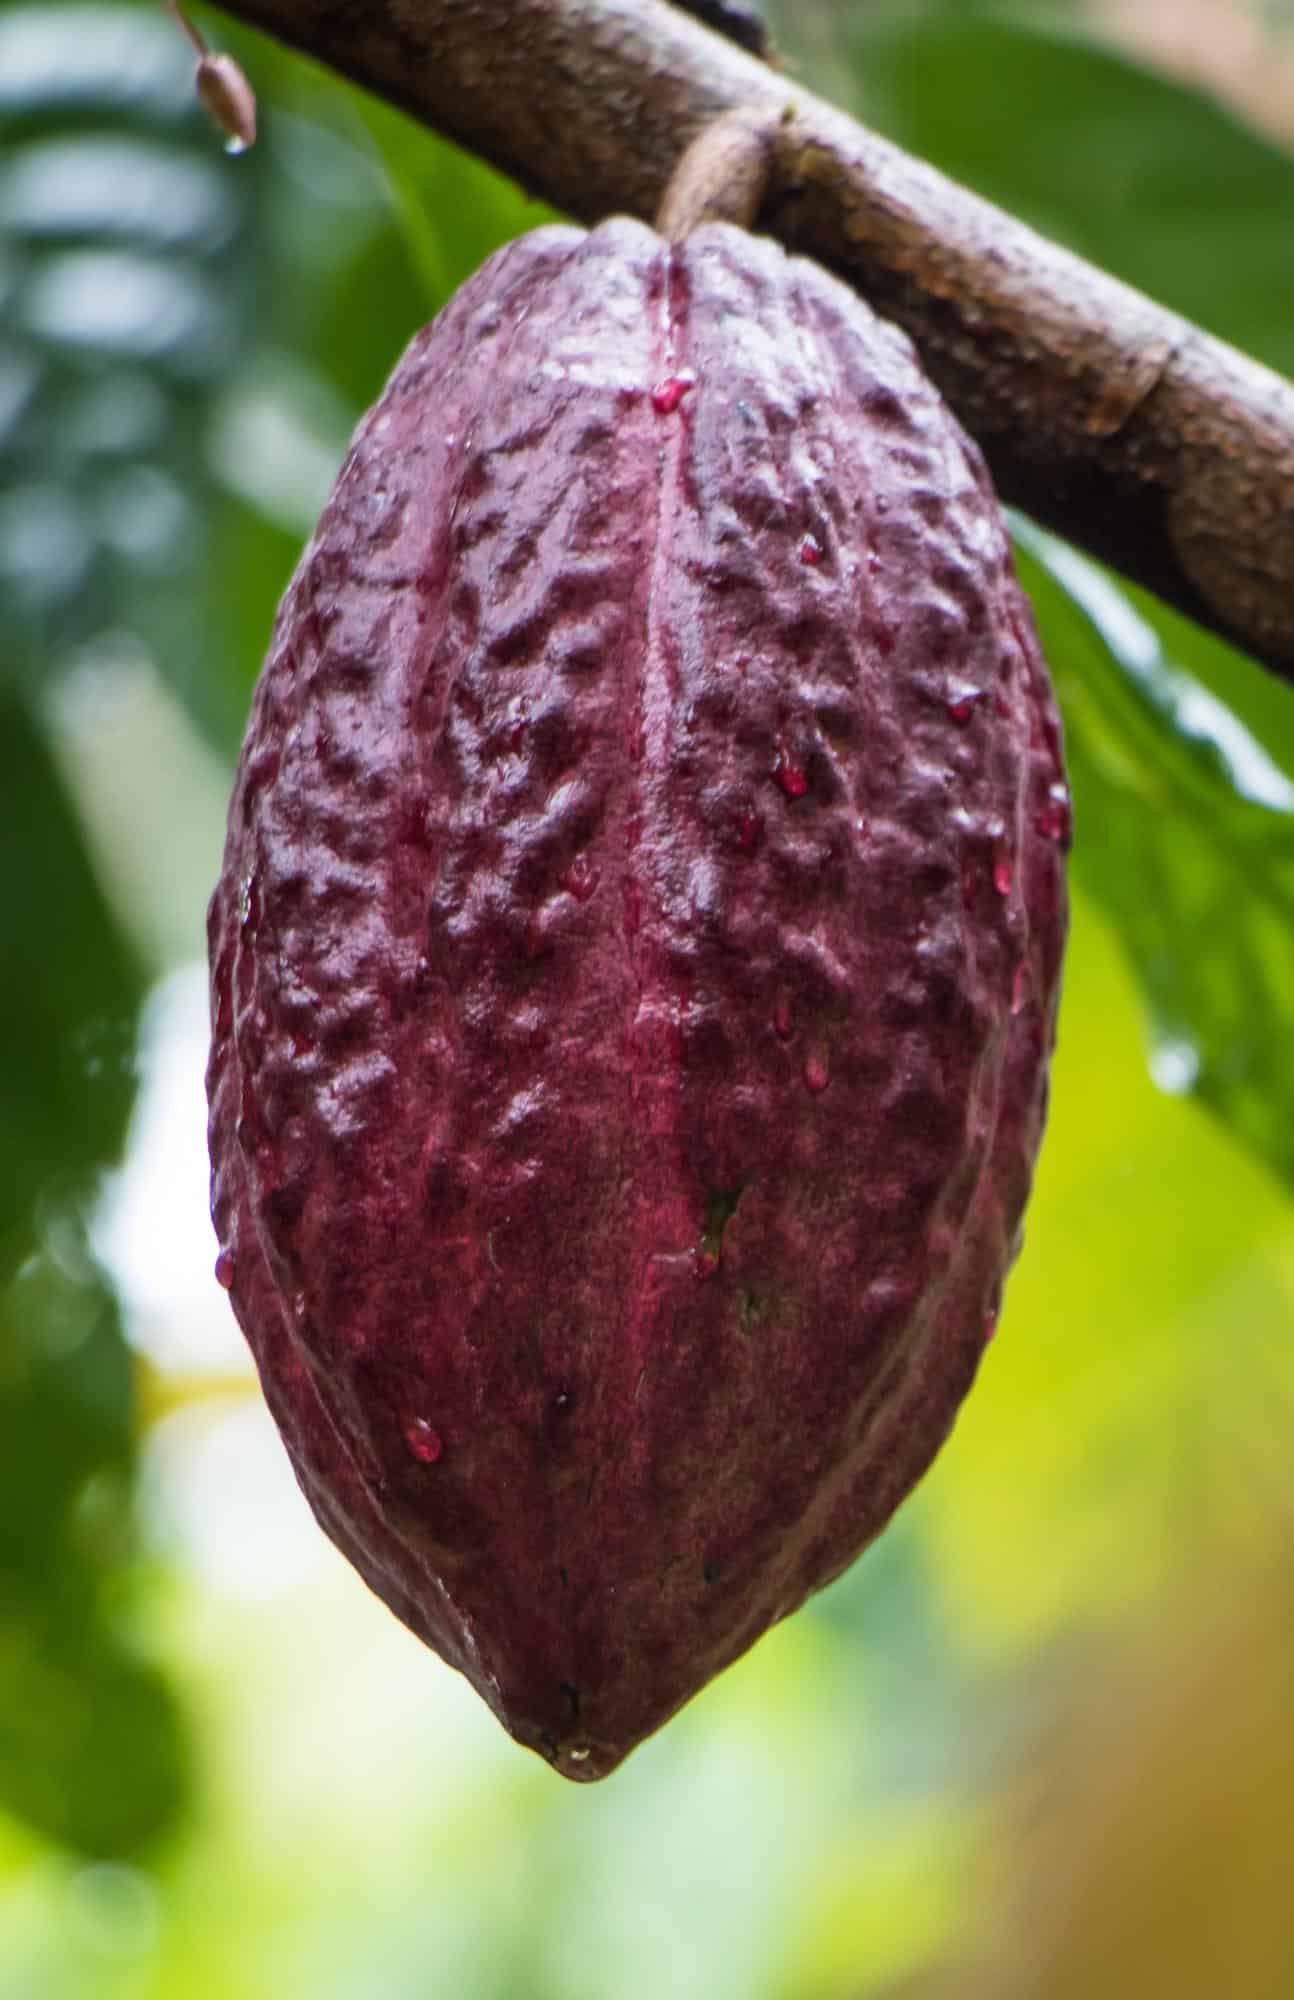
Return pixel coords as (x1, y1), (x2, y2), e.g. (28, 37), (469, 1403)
(208, 219), (1069, 1779)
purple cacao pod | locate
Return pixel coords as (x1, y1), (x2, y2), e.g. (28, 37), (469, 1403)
(208, 218), (1068, 1778)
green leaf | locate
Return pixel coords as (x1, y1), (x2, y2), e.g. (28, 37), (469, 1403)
(354, 94), (560, 321)
(1014, 519), (1294, 1187)
(0, 686), (188, 1854)
(0, 1617), (187, 1861)
(0, 1278), (188, 1858)
(0, 1), (269, 752)
(0, 692), (142, 1260)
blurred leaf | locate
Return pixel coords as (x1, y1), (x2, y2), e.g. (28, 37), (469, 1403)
(0, 2), (272, 751)
(0, 686), (188, 1855)
(1015, 520), (1294, 1186)
(0, 691), (141, 1263)
(354, 94), (560, 324)
(0, 1273), (187, 1858)
(810, 1518), (980, 1802)
(771, 1803), (972, 2000)
(0, 1606), (186, 1861)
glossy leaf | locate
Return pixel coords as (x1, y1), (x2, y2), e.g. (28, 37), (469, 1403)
(1015, 519), (1294, 1185)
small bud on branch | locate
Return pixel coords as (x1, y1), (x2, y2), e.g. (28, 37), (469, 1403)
(164, 2), (257, 153)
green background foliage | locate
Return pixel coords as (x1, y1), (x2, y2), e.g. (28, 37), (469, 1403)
(1, 0), (1292, 1992)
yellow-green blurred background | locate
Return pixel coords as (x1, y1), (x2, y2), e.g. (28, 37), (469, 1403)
(2, 1), (1293, 1994)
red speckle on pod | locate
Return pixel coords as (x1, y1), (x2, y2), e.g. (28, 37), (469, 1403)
(772, 745), (808, 799)
(773, 996), (793, 1041)
(798, 533), (824, 567)
(732, 808), (763, 853)
(993, 854), (1014, 896)
(694, 1250), (719, 1281)
(560, 854), (601, 902)
(404, 1417), (443, 1464)
(946, 687), (984, 725)
(651, 373), (695, 415)
(1035, 783), (1072, 844)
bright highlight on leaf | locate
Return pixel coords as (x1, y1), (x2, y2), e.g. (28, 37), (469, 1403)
(1013, 516), (1294, 1191)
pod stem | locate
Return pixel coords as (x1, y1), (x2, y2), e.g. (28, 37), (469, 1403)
(165, 0), (208, 55)
(655, 105), (787, 241)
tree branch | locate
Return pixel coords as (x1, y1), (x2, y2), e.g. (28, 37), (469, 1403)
(215, 0), (1294, 684)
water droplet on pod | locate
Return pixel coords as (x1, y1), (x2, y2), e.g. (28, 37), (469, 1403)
(404, 1417), (443, 1464)
(946, 687), (983, 725)
(803, 1052), (830, 1094)
(732, 808), (762, 853)
(560, 854), (600, 902)
(772, 746), (808, 799)
(1035, 782), (1072, 844)
(651, 374), (694, 415)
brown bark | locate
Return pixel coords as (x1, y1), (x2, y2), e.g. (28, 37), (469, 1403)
(214, 0), (1294, 684)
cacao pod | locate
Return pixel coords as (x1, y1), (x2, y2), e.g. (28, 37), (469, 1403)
(208, 218), (1068, 1779)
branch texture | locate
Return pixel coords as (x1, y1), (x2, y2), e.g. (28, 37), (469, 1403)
(216, 0), (1294, 682)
